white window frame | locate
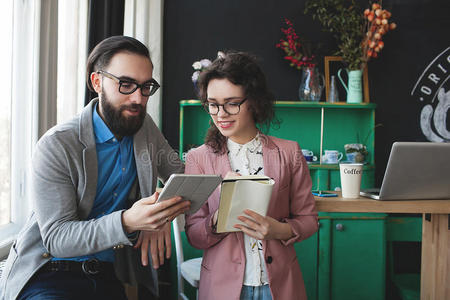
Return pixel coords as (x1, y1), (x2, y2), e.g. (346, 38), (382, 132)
(57, 0), (88, 124)
(0, 0), (57, 258)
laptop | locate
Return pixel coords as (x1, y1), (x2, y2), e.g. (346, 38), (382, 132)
(360, 142), (450, 200)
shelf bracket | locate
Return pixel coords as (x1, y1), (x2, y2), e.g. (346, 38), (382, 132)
(425, 213), (431, 222)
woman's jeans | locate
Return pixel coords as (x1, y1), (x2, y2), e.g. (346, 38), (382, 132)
(240, 284), (272, 300)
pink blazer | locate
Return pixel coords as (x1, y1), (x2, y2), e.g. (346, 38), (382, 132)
(184, 135), (318, 300)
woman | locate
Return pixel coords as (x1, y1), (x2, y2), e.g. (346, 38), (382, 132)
(184, 51), (318, 300)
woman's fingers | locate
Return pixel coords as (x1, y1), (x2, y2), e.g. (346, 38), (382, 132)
(234, 224), (261, 239)
(242, 209), (265, 223)
(237, 215), (260, 229)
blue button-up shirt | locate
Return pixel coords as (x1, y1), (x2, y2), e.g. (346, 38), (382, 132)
(53, 104), (137, 262)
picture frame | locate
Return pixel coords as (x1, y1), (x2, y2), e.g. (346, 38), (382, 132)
(324, 56), (370, 103)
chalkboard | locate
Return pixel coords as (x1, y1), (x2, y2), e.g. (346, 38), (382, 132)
(162, 0), (450, 185)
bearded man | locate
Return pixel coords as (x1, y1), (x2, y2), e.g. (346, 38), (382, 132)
(0, 36), (190, 300)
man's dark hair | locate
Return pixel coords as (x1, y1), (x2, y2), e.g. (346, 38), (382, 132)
(86, 36), (152, 92)
(197, 51), (277, 153)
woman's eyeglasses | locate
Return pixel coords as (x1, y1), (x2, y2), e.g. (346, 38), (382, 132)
(204, 98), (247, 115)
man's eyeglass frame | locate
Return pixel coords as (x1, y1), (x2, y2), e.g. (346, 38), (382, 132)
(97, 70), (160, 97)
(203, 98), (248, 115)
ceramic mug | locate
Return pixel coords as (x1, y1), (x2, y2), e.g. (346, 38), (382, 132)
(323, 150), (343, 164)
(305, 155), (318, 162)
(302, 149), (317, 162)
(302, 149), (314, 156)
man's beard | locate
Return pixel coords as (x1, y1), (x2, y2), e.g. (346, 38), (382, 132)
(100, 91), (146, 137)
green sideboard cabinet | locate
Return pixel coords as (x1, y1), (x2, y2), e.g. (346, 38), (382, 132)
(178, 100), (387, 300)
(179, 100), (377, 191)
(317, 213), (387, 300)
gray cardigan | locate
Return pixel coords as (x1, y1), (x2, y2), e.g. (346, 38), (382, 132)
(0, 99), (184, 299)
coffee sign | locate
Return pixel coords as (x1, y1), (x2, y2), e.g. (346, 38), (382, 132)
(411, 47), (450, 142)
(343, 168), (362, 175)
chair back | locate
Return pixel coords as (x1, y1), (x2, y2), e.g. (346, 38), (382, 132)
(173, 216), (186, 298)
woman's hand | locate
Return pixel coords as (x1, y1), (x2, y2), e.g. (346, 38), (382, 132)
(234, 209), (293, 241)
(212, 210), (219, 226)
(224, 171), (241, 178)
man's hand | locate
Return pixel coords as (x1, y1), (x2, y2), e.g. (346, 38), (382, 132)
(134, 223), (171, 268)
(122, 192), (190, 233)
(233, 209), (293, 241)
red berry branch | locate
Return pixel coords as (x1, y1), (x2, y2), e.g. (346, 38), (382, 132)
(276, 18), (315, 70)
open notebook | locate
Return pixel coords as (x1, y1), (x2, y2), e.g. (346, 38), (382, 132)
(360, 142), (450, 200)
(217, 175), (275, 233)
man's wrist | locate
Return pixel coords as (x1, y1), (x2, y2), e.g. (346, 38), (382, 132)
(121, 210), (134, 234)
(127, 231), (139, 243)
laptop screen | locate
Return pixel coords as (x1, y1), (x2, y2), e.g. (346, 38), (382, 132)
(364, 142), (450, 200)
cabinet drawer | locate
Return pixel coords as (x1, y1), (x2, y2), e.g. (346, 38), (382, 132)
(318, 214), (386, 300)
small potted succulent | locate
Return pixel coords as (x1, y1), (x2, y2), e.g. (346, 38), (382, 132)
(344, 143), (368, 163)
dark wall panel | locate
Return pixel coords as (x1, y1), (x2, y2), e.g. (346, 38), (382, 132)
(163, 0), (450, 185)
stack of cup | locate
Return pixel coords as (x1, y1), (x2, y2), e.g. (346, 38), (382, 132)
(339, 163), (364, 198)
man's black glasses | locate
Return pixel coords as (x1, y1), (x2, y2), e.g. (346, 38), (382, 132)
(204, 98), (247, 115)
(98, 70), (160, 97)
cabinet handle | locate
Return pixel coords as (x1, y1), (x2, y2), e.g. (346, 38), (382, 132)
(335, 223), (344, 231)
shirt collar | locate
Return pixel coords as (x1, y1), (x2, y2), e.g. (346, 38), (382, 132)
(227, 133), (262, 155)
(93, 103), (115, 143)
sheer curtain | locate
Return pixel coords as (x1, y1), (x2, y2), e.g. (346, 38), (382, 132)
(57, 0), (88, 124)
(124, 0), (164, 128)
(0, 0), (59, 257)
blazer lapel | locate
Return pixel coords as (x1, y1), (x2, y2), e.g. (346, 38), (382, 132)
(261, 134), (281, 192)
(260, 134), (281, 254)
(215, 150), (233, 176)
(133, 117), (153, 198)
(78, 99), (98, 219)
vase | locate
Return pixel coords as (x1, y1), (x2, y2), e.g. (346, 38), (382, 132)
(328, 75), (339, 103)
(337, 68), (363, 103)
(298, 66), (324, 101)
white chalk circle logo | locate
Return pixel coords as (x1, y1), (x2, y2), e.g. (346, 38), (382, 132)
(411, 47), (450, 142)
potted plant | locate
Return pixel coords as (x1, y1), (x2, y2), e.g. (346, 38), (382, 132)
(305, 0), (396, 102)
(344, 123), (382, 163)
(344, 143), (368, 163)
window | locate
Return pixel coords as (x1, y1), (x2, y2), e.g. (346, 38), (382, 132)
(0, 0), (14, 227)
(0, 0), (40, 257)
(57, 0), (88, 124)
(0, 1), (88, 258)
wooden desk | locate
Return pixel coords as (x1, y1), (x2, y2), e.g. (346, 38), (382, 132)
(314, 194), (450, 300)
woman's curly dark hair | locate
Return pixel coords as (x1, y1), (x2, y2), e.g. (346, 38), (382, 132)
(197, 51), (277, 154)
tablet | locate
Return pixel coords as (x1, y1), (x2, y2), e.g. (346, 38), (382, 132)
(158, 174), (223, 214)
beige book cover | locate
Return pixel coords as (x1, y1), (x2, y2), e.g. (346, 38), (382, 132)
(216, 175), (275, 233)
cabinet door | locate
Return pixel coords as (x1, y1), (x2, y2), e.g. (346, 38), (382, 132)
(295, 232), (318, 300)
(318, 216), (386, 300)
